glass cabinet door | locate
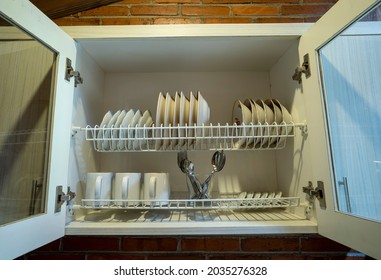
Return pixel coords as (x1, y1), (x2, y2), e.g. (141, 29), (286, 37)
(299, 0), (381, 259)
(0, 0), (76, 259)
(0, 16), (56, 226)
(318, 3), (381, 222)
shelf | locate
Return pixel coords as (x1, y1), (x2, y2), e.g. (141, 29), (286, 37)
(73, 122), (307, 151)
(65, 208), (317, 236)
(73, 196), (300, 211)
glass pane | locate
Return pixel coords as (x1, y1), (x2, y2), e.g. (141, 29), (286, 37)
(0, 16), (56, 225)
(318, 3), (381, 222)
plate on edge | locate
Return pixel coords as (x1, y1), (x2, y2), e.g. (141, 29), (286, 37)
(118, 109), (135, 150)
(155, 92), (166, 150)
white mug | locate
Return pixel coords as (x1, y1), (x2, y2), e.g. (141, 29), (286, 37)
(85, 172), (113, 206)
(143, 173), (170, 206)
(114, 173), (141, 206)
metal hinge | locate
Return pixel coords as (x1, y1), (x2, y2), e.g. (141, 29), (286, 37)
(303, 181), (326, 209)
(292, 53), (311, 83)
(55, 186), (76, 213)
(65, 58), (83, 87)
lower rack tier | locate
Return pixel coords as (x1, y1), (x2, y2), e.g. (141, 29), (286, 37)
(73, 196), (300, 211)
(73, 122), (307, 152)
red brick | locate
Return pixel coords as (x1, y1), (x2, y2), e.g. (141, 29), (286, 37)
(300, 236), (350, 252)
(253, 16), (304, 23)
(304, 16), (322, 22)
(208, 254), (270, 260)
(62, 236), (120, 251)
(54, 17), (102, 26)
(154, 17), (203, 24)
(181, 237), (240, 251)
(87, 253), (145, 260)
(80, 6), (128, 16)
(118, 0), (152, 3)
(182, 6), (230, 16)
(33, 238), (61, 251)
(122, 237), (178, 251)
(204, 17), (253, 23)
(155, 0), (200, 3)
(232, 6), (279, 16)
(282, 4), (333, 15)
(25, 253), (86, 260)
(102, 17), (153, 25)
(241, 237), (299, 252)
(130, 5), (178, 16)
(204, 0), (297, 2)
(148, 253), (206, 259)
(304, 0), (338, 3)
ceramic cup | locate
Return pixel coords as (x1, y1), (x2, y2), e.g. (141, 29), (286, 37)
(114, 173), (141, 206)
(143, 173), (170, 206)
(85, 172), (113, 207)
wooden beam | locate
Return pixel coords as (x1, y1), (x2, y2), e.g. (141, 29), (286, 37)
(30, 0), (121, 19)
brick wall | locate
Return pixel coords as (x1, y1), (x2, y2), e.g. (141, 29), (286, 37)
(20, 234), (366, 260)
(53, 0), (339, 25)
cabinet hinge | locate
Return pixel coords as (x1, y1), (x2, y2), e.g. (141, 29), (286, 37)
(65, 58), (83, 87)
(55, 186), (76, 213)
(292, 53), (311, 83)
(303, 181), (326, 209)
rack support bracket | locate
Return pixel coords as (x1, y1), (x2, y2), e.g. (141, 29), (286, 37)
(303, 181), (326, 209)
(55, 186), (76, 213)
(292, 53), (311, 83)
(65, 58), (83, 87)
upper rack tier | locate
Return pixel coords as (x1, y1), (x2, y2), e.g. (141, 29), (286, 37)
(73, 122), (307, 152)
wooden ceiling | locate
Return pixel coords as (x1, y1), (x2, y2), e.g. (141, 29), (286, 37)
(30, 0), (121, 19)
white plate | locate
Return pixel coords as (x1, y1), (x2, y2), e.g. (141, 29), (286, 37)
(188, 92), (196, 146)
(179, 92), (190, 147)
(155, 92), (166, 150)
(195, 91), (210, 144)
(118, 109), (135, 150)
(128, 110), (142, 150)
(172, 92), (181, 147)
(273, 99), (293, 145)
(111, 110), (126, 150)
(97, 111), (113, 150)
(265, 99), (282, 146)
(244, 99), (258, 146)
(233, 99), (251, 148)
(255, 99), (274, 147)
(250, 99), (265, 146)
(163, 93), (174, 149)
(196, 91), (210, 126)
(103, 110), (121, 150)
(133, 110), (153, 150)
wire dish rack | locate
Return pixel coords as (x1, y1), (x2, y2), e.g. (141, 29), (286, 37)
(72, 122), (307, 151)
(74, 196), (300, 210)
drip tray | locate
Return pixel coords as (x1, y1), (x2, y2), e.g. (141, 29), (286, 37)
(65, 208), (318, 235)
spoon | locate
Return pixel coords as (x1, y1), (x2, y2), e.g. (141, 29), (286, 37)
(199, 150), (226, 198)
(182, 159), (202, 197)
(177, 150), (187, 172)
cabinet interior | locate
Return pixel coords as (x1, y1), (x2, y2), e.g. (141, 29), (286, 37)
(66, 29), (316, 233)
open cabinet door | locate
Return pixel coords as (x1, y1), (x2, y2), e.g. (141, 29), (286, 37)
(0, 0), (76, 259)
(300, 0), (381, 259)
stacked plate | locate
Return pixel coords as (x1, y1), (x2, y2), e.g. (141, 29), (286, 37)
(97, 109), (154, 151)
(155, 91), (210, 149)
(232, 98), (293, 148)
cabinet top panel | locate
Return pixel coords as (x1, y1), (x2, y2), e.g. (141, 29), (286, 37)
(62, 24), (312, 73)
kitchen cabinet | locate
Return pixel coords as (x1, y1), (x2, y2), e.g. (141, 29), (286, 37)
(0, 0), (380, 260)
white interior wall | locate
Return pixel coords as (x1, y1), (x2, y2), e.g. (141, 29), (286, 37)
(269, 40), (313, 217)
(68, 43), (104, 206)
(99, 71), (279, 195)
